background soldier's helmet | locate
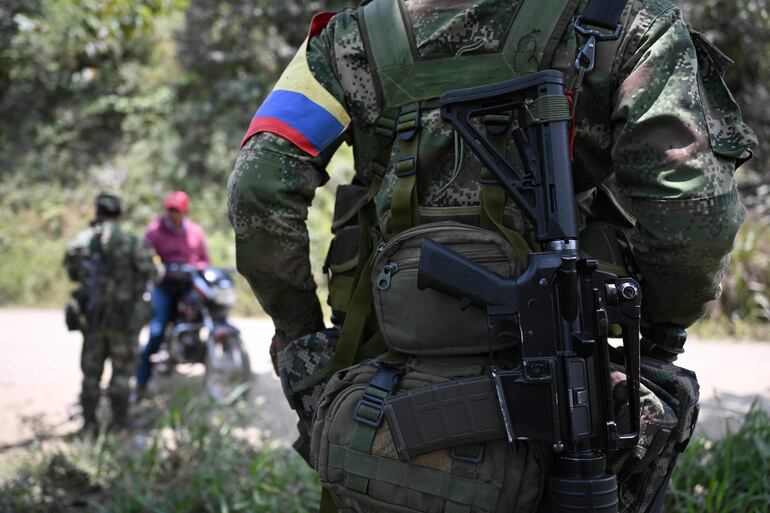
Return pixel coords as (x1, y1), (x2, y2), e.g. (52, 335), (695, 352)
(95, 191), (123, 217)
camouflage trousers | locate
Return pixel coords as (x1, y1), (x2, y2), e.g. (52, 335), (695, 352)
(80, 326), (139, 424)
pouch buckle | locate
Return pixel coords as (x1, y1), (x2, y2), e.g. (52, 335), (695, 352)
(353, 395), (386, 428)
(353, 361), (403, 428)
(451, 444), (484, 464)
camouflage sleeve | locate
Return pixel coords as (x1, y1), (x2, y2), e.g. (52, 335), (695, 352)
(227, 14), (352, 342)
(610, 7), (756, 328)
(133, 238), (160, 283)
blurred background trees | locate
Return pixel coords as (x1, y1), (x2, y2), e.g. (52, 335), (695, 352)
(0, 0), (767, 331)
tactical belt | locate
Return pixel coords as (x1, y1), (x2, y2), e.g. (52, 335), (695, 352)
(384, 375), (507, 461)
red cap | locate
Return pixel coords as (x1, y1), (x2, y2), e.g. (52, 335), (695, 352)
(164, 191), (189, 214)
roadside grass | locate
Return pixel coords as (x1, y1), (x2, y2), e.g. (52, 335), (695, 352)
(666, 402), (770, 513)
(2, 394), (768, 513)
(0, 390), (319, 513)
(690, 317), (770, 342)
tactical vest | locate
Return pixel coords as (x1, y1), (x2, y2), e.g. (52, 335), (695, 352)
(82, 221), (145, 327)
(324, 0), (635, 372)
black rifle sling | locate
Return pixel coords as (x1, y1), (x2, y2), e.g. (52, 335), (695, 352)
(582, 0), (627, 30)
(86, 223), (119, 326)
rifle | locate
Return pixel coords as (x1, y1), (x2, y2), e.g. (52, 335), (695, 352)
(416, 70), (642, 513)
(82, 225), (108, 333)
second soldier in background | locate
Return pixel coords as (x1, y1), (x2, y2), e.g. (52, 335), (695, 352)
(64, 192), (157, 433)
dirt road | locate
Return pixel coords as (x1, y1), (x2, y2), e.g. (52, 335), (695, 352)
(0, 308), (768, 448)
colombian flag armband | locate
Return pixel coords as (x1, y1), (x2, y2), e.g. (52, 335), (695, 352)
(241, 23), (350, 156)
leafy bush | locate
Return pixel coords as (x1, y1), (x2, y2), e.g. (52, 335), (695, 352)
(0, 393), (319, 513)
(2, 399), (768, 513)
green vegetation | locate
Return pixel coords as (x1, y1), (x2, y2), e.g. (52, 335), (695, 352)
(0, 392), (320, 513)
(1, 1), (768, 511)
(0, 0), (353, 318)
(666, 403), (770, 513)
(0, 145), (353, 318)
(1, 396), (768, 513)
(1, 0), (768, 335)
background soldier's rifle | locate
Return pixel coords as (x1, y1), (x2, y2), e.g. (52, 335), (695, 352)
(82, 227), (108, 334)
(417, 70), (642, 513)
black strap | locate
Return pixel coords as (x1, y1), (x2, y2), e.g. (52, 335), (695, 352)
(582, 0), (627, 30)
(640, 323), (687, 362)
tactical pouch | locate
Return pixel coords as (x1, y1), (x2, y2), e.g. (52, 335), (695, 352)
(371, 221), (525, 355)
(310, 355), (548, 513)
(326, 184), (371, 319)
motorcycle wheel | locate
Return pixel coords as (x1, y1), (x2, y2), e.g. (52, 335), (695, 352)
(204, 334), (252, 404)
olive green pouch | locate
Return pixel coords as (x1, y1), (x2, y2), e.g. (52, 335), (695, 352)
(325, 183), (371, 318)
(371, 222), (525, 356)
(310, 355), (548, 513)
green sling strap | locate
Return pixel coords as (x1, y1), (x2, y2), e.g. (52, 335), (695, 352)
(390, 102), (421, 233)
(479, 169), (533, 259)
(345, 361), (403, 492)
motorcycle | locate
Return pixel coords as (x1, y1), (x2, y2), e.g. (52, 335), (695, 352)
(157, 263), (251, 403)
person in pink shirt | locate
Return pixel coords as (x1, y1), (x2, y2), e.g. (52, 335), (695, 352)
(135, 191), (210, 394)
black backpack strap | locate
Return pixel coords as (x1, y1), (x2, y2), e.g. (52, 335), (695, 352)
(581, 0), (627, 31)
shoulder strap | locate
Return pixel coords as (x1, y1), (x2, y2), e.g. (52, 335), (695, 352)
(582, 0), (627, 30)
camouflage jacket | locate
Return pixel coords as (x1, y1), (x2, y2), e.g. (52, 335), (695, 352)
(64, 219), (158, 327)
(228, 0), (756, 343)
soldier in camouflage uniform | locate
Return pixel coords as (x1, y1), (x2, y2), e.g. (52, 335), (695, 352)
(64, 192), (157, 432)
(228, 1), (756, 511)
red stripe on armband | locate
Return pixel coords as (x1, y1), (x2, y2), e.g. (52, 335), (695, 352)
(240, 117), (319, 156)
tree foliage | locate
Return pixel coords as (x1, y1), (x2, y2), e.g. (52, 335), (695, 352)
(0, 0), (176, 181)
(0, 0), (768, 325)
(171, 0), (351, 181)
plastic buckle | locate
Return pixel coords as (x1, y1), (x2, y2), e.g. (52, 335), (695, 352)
(353, 394), (386, 428)
(395, 156), (417, 177)
(353, 361), (403, 428)
(640, 323), (686, 361)
(397, 104), (421, 141)
(451, 445), (484, 464)
(375, 116), (396, 144)
(573, 15), (622, 41)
